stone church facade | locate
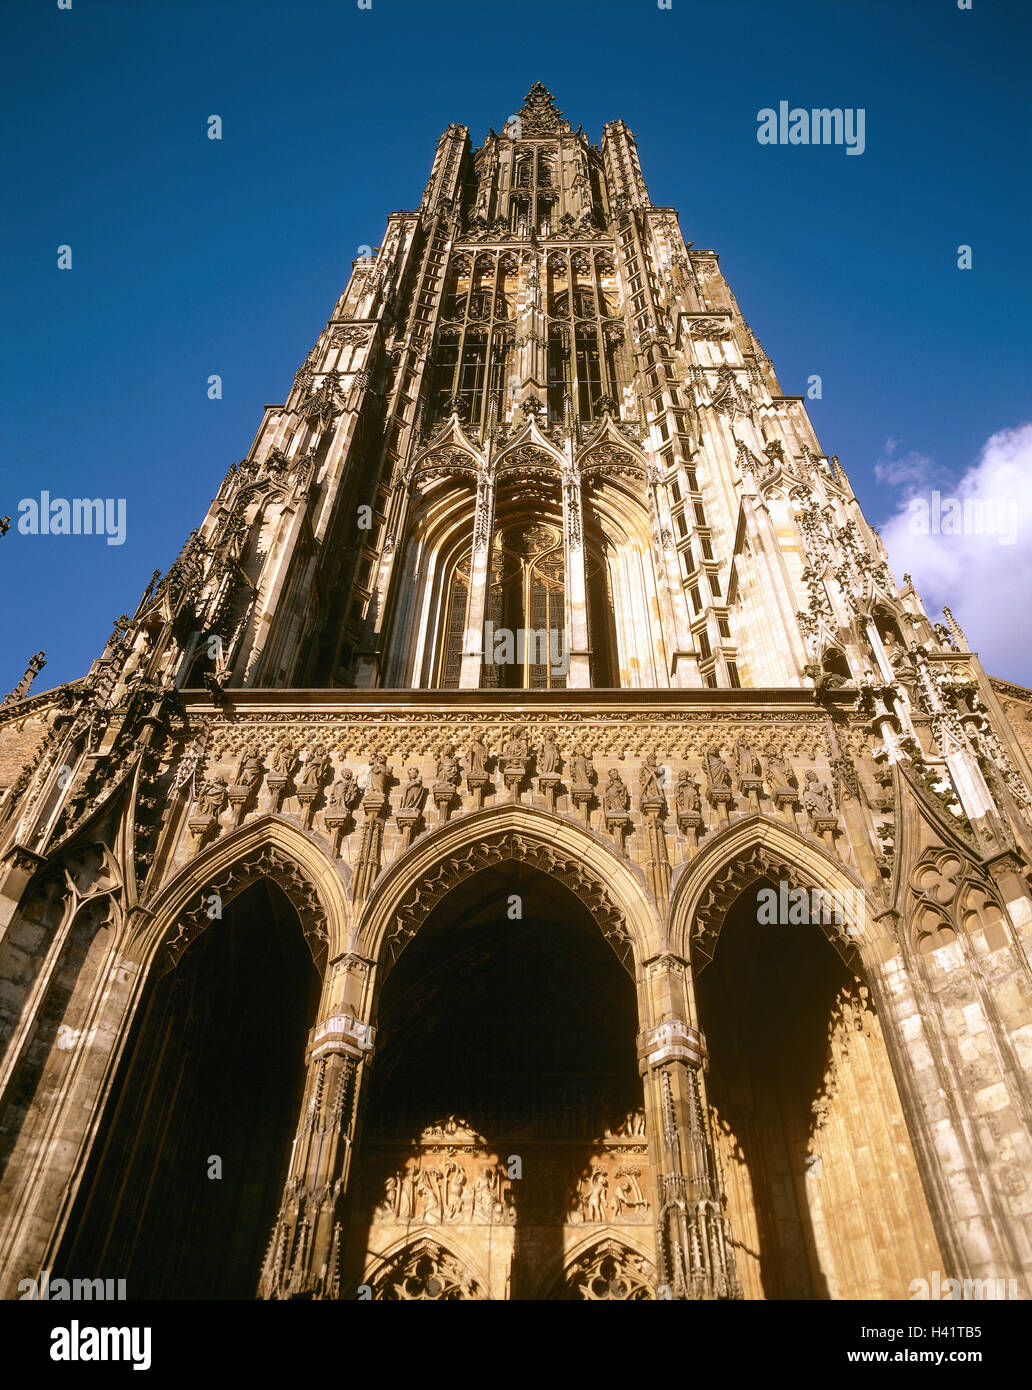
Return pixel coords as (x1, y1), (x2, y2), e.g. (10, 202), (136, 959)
(1, 84), (1031, 1301)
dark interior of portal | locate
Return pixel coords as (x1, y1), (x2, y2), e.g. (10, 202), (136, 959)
(55, 880), (320, 1300)
(696, 879), (847, 1298)
(693, 876), (946, 1301)
(346, 862), (643, 1298)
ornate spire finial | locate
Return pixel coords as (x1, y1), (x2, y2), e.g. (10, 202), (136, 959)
(510, 82), (569, 137)
(1, 651), (46, 707)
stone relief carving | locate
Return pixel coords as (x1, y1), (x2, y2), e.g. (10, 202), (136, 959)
(370, 1241), (485, 1300)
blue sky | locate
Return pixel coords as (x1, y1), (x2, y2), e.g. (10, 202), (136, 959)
(1, 0), (1030, 692)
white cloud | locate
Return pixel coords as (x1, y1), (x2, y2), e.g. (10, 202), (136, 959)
(873, 436), (936, 489)
(877, 422), (1032, 686)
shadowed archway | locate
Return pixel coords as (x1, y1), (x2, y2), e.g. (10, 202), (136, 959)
(54, 878), (321, 1299)
(346, 860), (650, 1299)
(695, 876), (942, 1299)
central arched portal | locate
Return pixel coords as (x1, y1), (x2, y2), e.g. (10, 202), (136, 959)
(347, 862), (656, 1299)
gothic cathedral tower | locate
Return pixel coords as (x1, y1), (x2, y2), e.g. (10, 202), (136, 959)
(2, 85), (1032, 1302)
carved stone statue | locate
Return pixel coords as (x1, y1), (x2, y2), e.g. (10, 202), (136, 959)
(442, 1158), (466, 1221)
(368, 756), (392, 795)
(473, 1165), (500, 1221)
(503, 727), (530, 765)
(195, 775), (227, 819)
(539, 734), (560, 776)
(604, 768), (630, 813)
(468, 737), (489, 777)
(571, 746), (594, 787)
(802, 769), (835, 821)
(675, 769), (700, 815)
(270, 737), (296, 777)
(767, 754), (795, 798)
(436, 745), (460, 786)
(613, 1167), (649, 1216)
(638, 753), (663, 800)
(584, 1168), (609, 1223)
(374, 1175), (399, 1222)
(235, 740), (263, 789)
(737, 741), (762, 781)
(706, 750), (732, 790)
(328, 768), (358, 810)
(303, 743), (332, 787)
(401, 768), (424, 810)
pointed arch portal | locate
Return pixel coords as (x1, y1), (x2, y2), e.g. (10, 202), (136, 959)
(693, 870), (943, 1300)
(54, 879), (321, 1299)
(347, 855), (656, 1300)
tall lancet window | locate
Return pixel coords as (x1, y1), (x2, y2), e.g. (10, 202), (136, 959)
(437, 550), (472, 690)
(585, 541), (619, 687)
(481, 522), (566, 690)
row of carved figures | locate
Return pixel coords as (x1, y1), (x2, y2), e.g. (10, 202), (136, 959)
(186, 730), (839, 828)
(371, 1157), (651, 1227)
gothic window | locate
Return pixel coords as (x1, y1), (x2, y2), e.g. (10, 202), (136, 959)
(469, 257), (493, 319)
(456, 331), (488, 421)
(428, 254), (520, 433)
(821, 648), (851, 686)
(429, 330), (460, 417)
(574, 285), (596, 319)
(495, 254), (518, 321)
(481, 522), (565, 690)
(489, 329), (512, 422)
(515, 156), (532, 188)
(547, 254), (569, 317)
(546, 251), (621, 424)
(547, 326), (570, 423)
(443, 256), (471, 321)
(558, 1242), (656, 1300)
(596, 253), (618, 316)
(371, 1242), (484, 1300)
(575, 324), (603, 419)
(437, 551), (472, 689)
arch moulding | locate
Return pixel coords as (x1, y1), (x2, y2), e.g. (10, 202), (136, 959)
(352, 802), (661, 980)
(128, 813), (351, 973)
(667, 814), (886, 971)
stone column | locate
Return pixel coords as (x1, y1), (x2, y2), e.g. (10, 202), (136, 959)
(459, 473), (494, 688)
(639, 956), (741, 1300)
(563, 459), (591, 687)
(352, 791), (387, 905)
(639, 794), (670, 905)
(258, 1009), (374, 1300)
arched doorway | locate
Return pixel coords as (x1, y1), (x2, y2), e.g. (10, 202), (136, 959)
(55, 879), (321, 1299)
(695, 875), (942, 1299)
(346, 860), (655, 1299)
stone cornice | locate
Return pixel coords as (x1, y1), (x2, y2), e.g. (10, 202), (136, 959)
(176, 686), (849, 719)
(990, 676), (1032, 705)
